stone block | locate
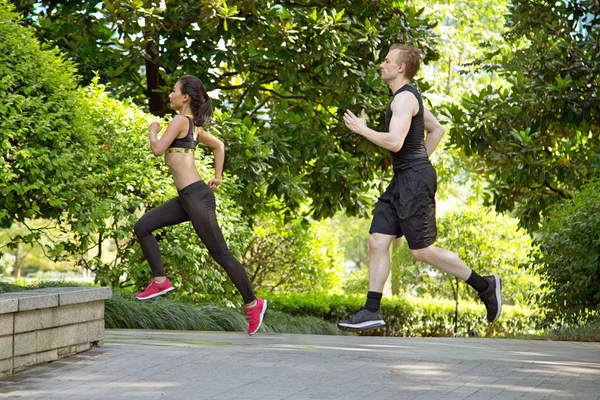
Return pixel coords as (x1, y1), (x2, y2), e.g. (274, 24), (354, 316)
(36, 349), (58, 364)
(14, 331), (36, 356)
(57, 302), (104, 325)
(18, 293), (58, 311)
(14, 308), (59, 333)
(0, 359), (11, 377)
(58, 324), (88, 348)
(13, 353), (36, 371)
(59, 287), (112, 306)
(87, 320), (105, 342)
(37, 327), (59, 352)
(76, 343), (91, 353)
(58, 345), (77, 358)
(0, 297), (18, 315)
(0, 336), (13, 360)
(1, 287), (109, 376)
(0, 313), (13, 336)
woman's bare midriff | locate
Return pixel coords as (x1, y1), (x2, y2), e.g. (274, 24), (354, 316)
(165, 152), (202, 190)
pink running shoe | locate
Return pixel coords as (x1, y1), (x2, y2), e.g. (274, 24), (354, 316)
(246, 297), (267, 335)
(135, 278), (174, 300)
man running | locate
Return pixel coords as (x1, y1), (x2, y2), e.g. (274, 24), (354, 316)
(338, 44), (501, 331)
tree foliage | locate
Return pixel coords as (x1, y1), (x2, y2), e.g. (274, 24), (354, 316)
(532, 179), (600, 324)
(0, 0), (88, 229)
(408, 0), (509, 97)
(243, 214), (344, 294)
(0, 2), (255, 295)
(444, 0), (600, 231)
(12, 0), (440, 219)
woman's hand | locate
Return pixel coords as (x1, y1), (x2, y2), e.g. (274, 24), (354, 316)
(148, 122), (162, 135)
(208, 178), (221, 192)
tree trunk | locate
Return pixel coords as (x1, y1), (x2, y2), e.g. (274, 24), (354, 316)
(144, 19), (167, 117)
(13, 243), (22, 279)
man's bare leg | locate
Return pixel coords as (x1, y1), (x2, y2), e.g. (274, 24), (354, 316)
(368, 233), (396, 292)
(338, 233), (395, 331)
(411, 245), (502, 322)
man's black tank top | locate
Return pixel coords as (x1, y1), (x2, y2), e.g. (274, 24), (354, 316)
(385, 84), (429, 172)
(168, 116), (200, 149)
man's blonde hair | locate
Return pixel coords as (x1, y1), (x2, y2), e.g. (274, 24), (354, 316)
(389, 43), (422, 80)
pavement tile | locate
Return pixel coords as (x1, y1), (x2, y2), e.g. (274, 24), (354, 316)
(0, 330), (597, 399)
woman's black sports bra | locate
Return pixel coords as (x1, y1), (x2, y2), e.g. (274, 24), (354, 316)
(166, 115), (200, 153)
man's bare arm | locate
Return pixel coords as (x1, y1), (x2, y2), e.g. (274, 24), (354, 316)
(423, 108), (445, 157)
(344, 93), (417, 152)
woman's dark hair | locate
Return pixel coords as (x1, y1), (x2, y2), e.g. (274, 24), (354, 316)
(178, 75), (213, 126)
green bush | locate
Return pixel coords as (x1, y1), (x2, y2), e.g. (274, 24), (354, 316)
(0, 1), (253, 297)
(0, 1), (89, 228)
(265, 291), (539, 337)
(244, 214), (344, 294)
(0, 281), (541, 337)
(532, 179), (600, 324)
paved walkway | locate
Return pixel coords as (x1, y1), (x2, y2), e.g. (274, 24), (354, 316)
(1, 329), (599, 399)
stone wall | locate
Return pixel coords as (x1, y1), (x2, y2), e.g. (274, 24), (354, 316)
(0, 287), (112, 377)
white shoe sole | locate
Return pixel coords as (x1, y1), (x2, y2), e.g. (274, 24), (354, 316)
(337, 320), (386, 331)
(135, 286), (174, 300)
(248, 299), (267, 336)
(491, 274), (502, 322)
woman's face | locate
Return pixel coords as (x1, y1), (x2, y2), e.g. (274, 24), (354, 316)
(168, 82), (188, 110)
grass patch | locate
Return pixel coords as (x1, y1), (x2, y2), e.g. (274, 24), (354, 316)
(0, 282), (25, 293)
(106, 290), (248, 331)
(548, 318), (600, 342)
(105, 289), (346, 335)
(0, 280), (93, 293)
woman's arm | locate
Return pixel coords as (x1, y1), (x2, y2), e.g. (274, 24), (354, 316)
(148, 115), (188, 156)
(199, 129), (225, 191)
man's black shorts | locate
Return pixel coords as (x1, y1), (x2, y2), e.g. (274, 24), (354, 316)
(369, 163), (437, 249)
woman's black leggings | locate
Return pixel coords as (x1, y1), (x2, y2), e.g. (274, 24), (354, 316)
(134, 180), (256, 304)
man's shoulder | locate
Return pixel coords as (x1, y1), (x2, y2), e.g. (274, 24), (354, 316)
(390, 90), (419, 109)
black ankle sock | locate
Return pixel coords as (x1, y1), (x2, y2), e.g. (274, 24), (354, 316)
(364, 291), (383, 312)
(466, 271), (489, 294)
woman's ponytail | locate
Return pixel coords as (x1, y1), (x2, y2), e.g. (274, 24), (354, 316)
(178, 75), (213, 126)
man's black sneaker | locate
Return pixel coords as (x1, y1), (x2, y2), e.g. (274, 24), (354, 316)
(479, 274), (502, 322)
(337, 308), (386, 331)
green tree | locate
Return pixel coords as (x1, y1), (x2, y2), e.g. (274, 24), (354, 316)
(12, 0), (440, 219)
(408, 0), (510, 98)
(0, 0), (90, 229)
(0, 221), (78, 278)
(443, 0), (600, 231)
(532, 179), (600, 324)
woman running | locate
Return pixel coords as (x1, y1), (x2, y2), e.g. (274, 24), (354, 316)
(133, 75), (267, 335)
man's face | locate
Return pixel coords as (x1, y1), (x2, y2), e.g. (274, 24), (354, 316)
(379, 49), (404, 81)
